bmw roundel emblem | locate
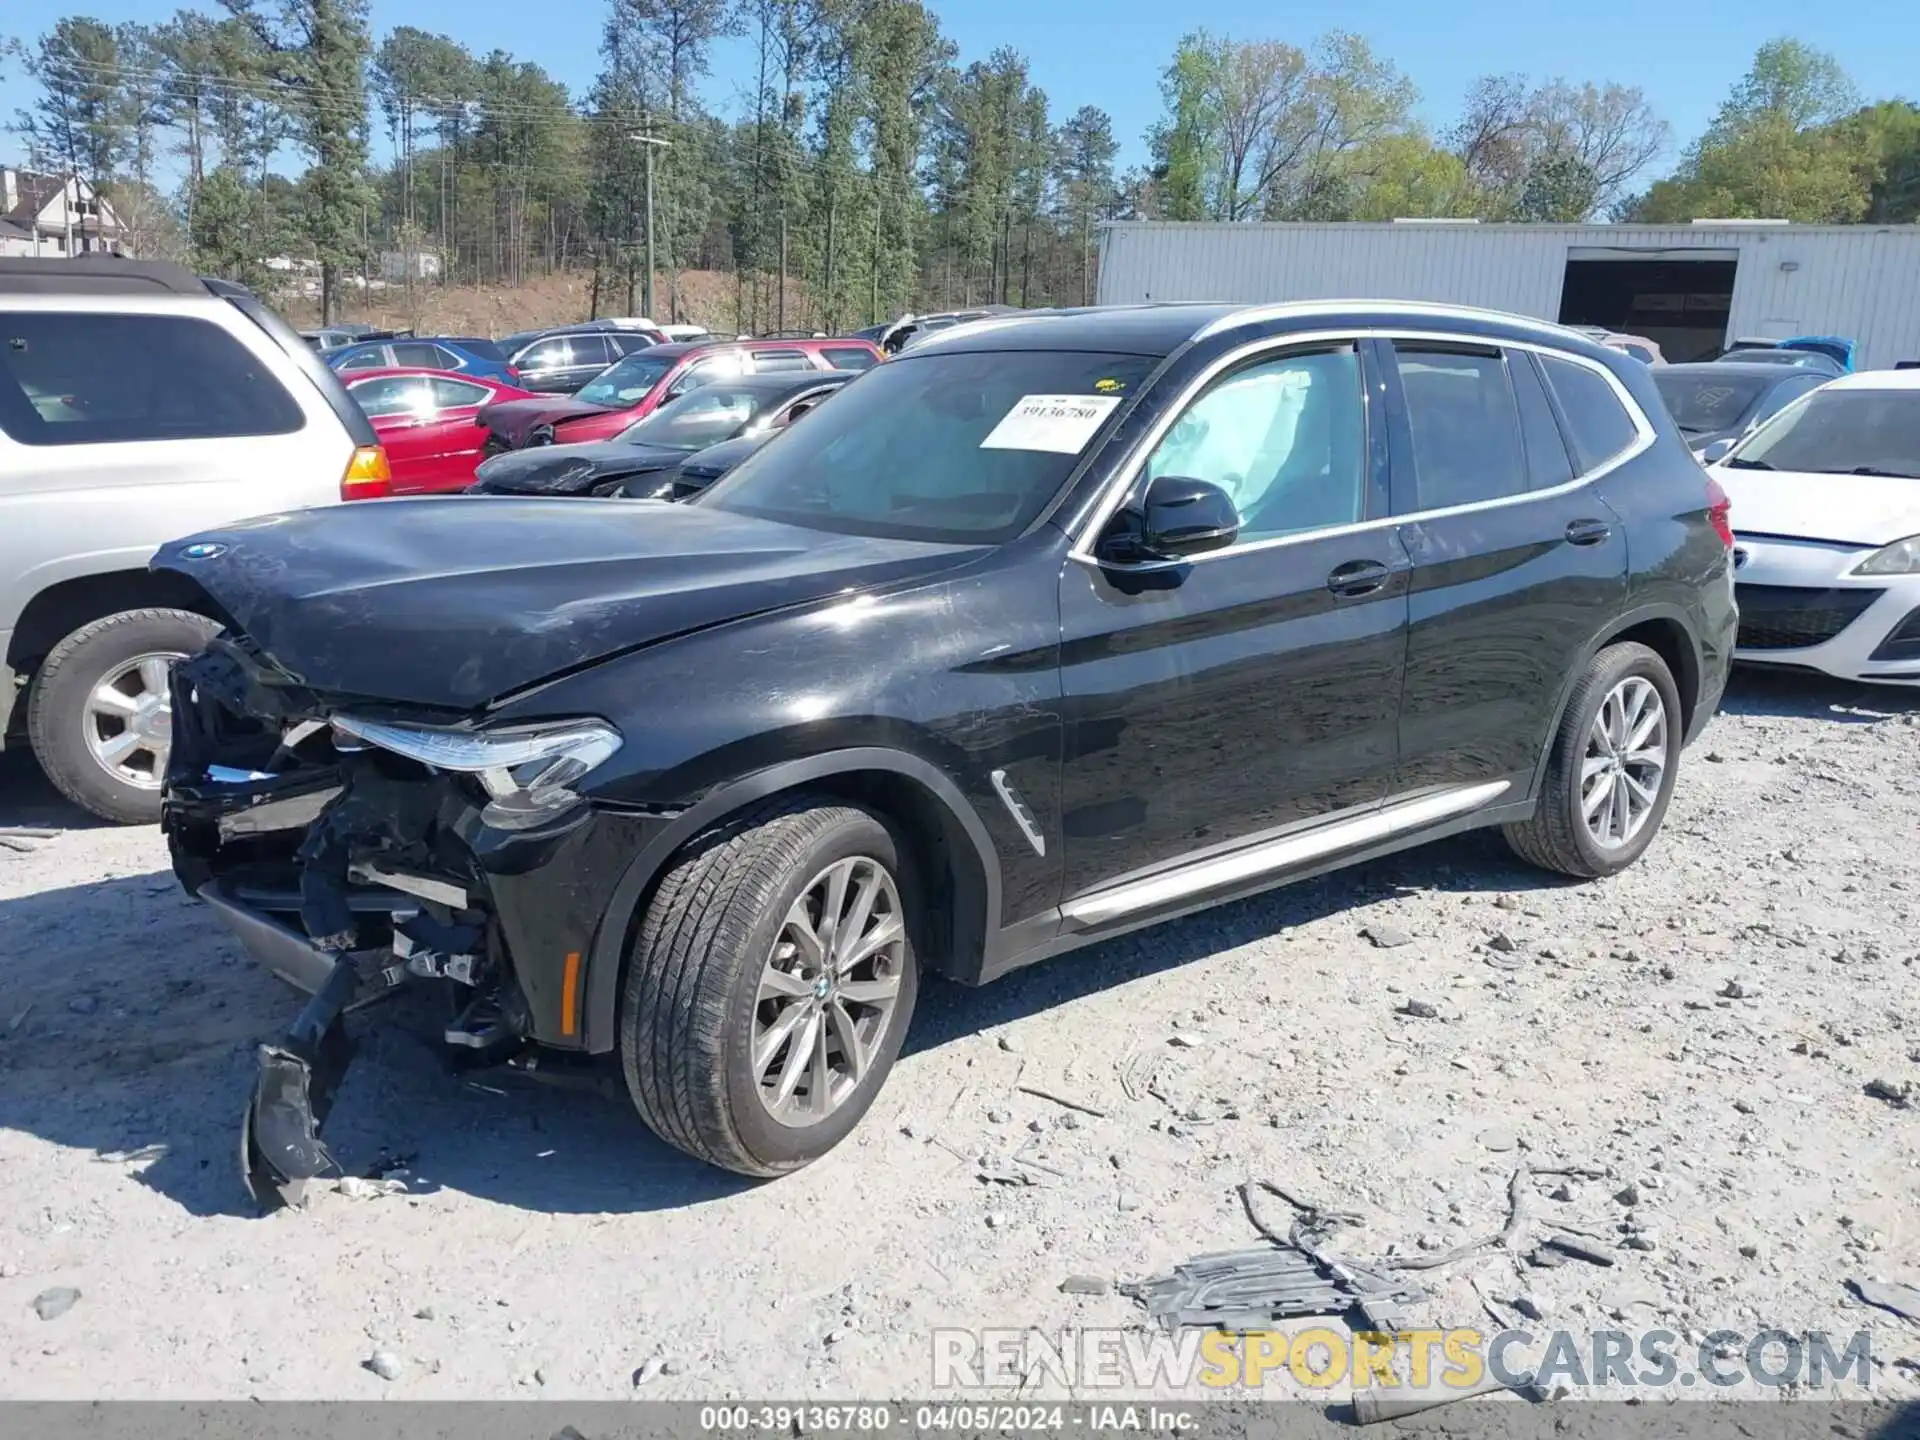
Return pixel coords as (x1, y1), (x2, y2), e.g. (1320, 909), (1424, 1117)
(181, 542), (228, 560)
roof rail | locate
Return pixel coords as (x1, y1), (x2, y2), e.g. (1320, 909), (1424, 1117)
(0, 255), (211, 296)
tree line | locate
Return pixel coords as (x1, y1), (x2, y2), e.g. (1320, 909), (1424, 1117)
(6, 4), (1918, 331)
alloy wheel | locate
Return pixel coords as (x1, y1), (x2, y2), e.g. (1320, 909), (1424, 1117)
(1580, 675), (1668, 850)
(82, 652), (183, 791)
(751, 855), (907, 1127)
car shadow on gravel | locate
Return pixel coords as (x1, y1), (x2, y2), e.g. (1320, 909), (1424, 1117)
(0, 748), (113, 831)
(908, 827), (1570, 1054)
(0, 867), (752, 1221)
(1721, 667), (1920, 722)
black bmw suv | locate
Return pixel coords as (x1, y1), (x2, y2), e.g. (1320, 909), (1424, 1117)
(156, 302), (1735, 1202)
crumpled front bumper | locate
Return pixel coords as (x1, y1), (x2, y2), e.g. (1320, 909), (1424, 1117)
(162, 646), (665, 1209)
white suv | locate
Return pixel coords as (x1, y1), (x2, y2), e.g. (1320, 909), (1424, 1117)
(0, 258), (387, 822)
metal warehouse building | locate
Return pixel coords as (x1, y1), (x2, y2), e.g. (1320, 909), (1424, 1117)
(1096, 221), (1920, 369)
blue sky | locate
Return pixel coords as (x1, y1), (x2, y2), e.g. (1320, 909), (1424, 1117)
(4, 0), (1917, 176)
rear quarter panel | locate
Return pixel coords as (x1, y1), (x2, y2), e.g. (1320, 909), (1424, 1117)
(1591, 353), (1739, 731)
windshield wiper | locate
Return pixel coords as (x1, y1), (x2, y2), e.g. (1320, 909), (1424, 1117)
(1845, 466), (1920, 479)
(1725, 457), (1773, 470)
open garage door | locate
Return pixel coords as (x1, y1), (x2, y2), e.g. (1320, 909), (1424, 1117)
(1558, 250), (1737, 362)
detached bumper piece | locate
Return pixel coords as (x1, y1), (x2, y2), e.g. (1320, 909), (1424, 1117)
(243, 954), (359, 1211)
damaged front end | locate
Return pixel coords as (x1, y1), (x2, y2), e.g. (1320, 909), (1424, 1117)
(164, 638), (640, 1212)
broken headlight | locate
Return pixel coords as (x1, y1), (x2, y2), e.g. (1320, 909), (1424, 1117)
(330, 715), (622, 830)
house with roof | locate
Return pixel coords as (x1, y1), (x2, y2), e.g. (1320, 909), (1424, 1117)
(0, 169), (127, 258)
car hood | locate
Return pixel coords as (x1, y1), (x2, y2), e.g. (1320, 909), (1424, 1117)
(1713, 466), (1920, 547)
(153, 498), (981, 709)
(483, 396), (613, 448)
(470, 441), (689, 496)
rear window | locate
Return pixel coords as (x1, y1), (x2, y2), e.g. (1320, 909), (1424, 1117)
(1539, 355), (1641, 471)
(823, 345), (878, 372)
(0, 311), (305, 446)
(1727, 387), (1920, 480)
(1652, 372), (1768, 436)
(451, 337), (507, 363)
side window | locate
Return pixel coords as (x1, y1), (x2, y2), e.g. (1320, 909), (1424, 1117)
(822, 346), (877, 372)
(427, 377), (491, 409)
(520, 339), (568, 370)
(751, 349), (813, 373)
(609, 333), (654, 356)
(337, 348), (385, 371)
(0, 311), (306, 446)
(349, 376), (430, 418)
(1144, 346), (1367, 543)
(1392, 346), (1529, 510)
(1539, 354), (1641, 473)
(1510, 352), (1575, 491)
(392, 341), (443, 368)
(570, 335), (616, 368)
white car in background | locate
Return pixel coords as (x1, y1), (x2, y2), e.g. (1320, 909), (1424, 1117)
(1709, 369), (1920, 684)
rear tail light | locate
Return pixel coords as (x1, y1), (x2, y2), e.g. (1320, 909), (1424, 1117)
(341, 444), (393, 500)
(1705, 476), (1734, 548)
(506, 366), (520, 380)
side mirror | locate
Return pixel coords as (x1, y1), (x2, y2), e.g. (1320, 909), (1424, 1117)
(1100, 474), (1240, 563)
(1699, 437), (1736, 466)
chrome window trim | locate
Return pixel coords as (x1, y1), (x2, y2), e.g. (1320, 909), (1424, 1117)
(1068, 327), (1657, 570)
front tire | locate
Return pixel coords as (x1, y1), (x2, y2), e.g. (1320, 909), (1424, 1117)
(1504, 641), (1682, 879)
(620, 798), (919, 1176)
(25, 607), (219, 825)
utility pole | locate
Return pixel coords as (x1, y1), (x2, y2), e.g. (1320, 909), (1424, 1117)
(628, 131), (671, 320)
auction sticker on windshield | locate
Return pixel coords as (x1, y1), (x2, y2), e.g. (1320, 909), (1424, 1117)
(980, 394), (1122, 454)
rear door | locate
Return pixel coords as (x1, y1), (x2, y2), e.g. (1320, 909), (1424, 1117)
(1381, 338), (1634, 800)
(1057, 338), (1409, 908)
(516, 337), (575, 392)
(564, 334), (619, 390)
(346, 374), (439, 489)
(415, 376), (497, 491)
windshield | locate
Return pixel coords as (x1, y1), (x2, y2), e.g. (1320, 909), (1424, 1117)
(1727, 387), (1920, 478)
(615, 385), (769, 450)
(695, 349), (1158, 543)
(575, 353), (675, 408)
(1653, 373), (1768, 435)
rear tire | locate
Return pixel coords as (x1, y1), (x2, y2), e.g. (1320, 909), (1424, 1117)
(1503, 641), (1682, 879)
(25, 607), (218, 825)
(620, 797), (919, 1176)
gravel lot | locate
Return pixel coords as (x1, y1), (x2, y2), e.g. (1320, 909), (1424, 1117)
(2, 668), (1918, 1403)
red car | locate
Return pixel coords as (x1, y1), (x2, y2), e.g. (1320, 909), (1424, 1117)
(481, 336), (882, 450)
(342, 368), (535, 495)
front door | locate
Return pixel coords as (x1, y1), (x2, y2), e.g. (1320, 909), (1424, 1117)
(1056, 340), (1410, 904)
(1377, 338), (1633, 796)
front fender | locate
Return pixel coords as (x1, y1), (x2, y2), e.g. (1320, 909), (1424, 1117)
(579, 747), (1007, 1053)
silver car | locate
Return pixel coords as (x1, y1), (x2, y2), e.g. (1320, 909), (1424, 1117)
(0, 259), (378, 821)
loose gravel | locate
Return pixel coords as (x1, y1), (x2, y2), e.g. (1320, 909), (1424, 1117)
(2, 670), (1918, 1400)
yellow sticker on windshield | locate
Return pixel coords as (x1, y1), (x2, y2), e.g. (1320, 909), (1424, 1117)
(1094, 377), (1125, 393)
